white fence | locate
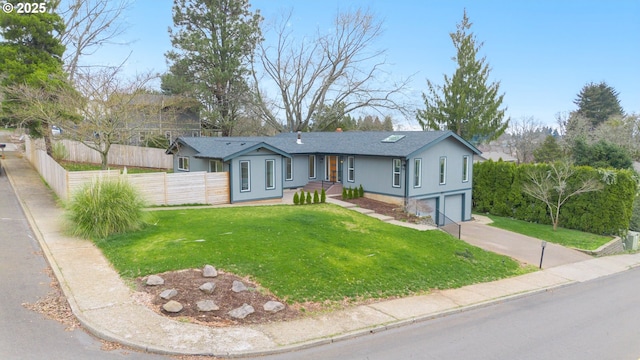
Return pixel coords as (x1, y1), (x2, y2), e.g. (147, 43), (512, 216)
(59, 139), (173, 169)
(25, 137), (229, 206)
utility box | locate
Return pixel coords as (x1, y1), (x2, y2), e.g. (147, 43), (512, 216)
(625, 231), (639, 251)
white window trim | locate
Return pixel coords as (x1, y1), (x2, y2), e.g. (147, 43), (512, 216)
(266, 159), (276, 190)
(309, 155), (316, 179)
(392, 158), (401, 188)
(414, 158), (422, 188)
(462, 155), (470, 182)
(240, 160), (251, 192)
(347, 156), (355, 182)
(178, 156), (189, 171)
(439, 157), (447, 185)
(285, 157), (293, 181)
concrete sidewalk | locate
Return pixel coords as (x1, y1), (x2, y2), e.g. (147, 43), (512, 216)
(3, 152), (640, 357)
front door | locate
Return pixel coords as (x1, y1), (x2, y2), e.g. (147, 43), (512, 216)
(326, 156), (338, 182)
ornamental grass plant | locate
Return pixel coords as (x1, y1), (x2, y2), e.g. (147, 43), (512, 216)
(66, 177), (148, 239)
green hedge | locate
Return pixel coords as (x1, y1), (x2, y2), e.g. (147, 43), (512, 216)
(473, 160), (638, 235)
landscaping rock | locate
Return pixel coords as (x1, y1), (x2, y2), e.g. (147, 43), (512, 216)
(263, 301), (285, 313)
(203, 265), (218, 278)
(146, 275), (165, 286)
(162, 300), (183, 313)
(196, 300), (220, 312)
(199, 282), (216, 294)
(159, 289), (178, 300)
(231, 280), (247, 293)
(228, 303), (254, 319)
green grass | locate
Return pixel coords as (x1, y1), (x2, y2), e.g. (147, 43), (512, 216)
(485, 214), (613, 250)
(60, 161), (170, 174)
(96, 204), (528, 304)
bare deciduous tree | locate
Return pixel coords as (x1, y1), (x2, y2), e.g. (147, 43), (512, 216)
(60, 67), (158, 169)
(253, 8), (410, 132)
(522, 162), (603, 230)
(507, 116), (544, 164)
(54, 0), (132, 81)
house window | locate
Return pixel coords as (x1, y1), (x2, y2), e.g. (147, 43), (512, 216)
(240, 161), (250, 192)
(462, 155), (470, 182)
(347, 156), (355, 182)
(309, 155), (316, 179)
(209, 159), (223, 172)
(164, 131), (171, 140)
(392, 159), (401, 188)
(266, 159), (275, 190)
(285, 157), (293, 181)
(178, 156), (189, 171)
(192, 130), (200, 137)
(439, 157), (447, 185)
(414, 158), (422, 188)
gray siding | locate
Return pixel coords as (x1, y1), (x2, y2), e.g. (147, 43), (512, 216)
(172, 146), (209, 172)
(350, 156), (405, 197)
(229, 150), (283, 203)
(283, 155), (314, 189)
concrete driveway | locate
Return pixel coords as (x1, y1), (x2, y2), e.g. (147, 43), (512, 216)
(461, 218), (592, 268)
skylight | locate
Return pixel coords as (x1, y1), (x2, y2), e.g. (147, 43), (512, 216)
(381, 134), (406, 143)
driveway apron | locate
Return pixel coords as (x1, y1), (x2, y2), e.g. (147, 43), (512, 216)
(461, 221), (592, 268)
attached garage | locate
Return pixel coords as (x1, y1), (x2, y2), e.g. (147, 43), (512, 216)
(444, 194), (463, 223)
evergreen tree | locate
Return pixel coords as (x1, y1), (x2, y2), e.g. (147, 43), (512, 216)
(574, 81), (624, 127)
(416, 10), (508, 145)
(164, 0), (262, 136)
(533, 135), (563, 163)
(572, 138), (632, 169)
(0, 3), (69, 154)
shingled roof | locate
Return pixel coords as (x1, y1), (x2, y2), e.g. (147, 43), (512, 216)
(167, 130), (481, 160)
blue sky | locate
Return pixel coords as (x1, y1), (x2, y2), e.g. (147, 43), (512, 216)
(92, 0), (640, 129)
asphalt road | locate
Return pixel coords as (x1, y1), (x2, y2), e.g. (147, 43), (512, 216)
(253, 268), (640, 360)
(0, 163), (166, 360)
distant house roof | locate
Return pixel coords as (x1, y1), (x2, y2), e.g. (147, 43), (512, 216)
(167, 130), (482, 160)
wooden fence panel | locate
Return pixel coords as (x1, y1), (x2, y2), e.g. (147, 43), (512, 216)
(61, 139), (172, 169)
(165, 172), (207, 205)
(125, 173), (167, 205)
(67, 170), (120, 199)
(206, 172), (229, 205)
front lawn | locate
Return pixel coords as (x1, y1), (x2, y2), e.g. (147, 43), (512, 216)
(485, 214), (613, 250)
(97, 204), (527, 303)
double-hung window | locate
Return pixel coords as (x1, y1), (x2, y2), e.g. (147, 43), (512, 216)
(462, 155), (470, 182)
(209, 159), (223, 172)
(392, 159), (402, 188)
(347, 156), (355, 182)
(414, 158), (422, 188)
(308, 155), (316, 178)
(240, 160), (250, 192)
(285, 157), (293, 181)
(178, 156), (189, 171)
(266, 159), (275, 190)
(439, 157), (447, 185)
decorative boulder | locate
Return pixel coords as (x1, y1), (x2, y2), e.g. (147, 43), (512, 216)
(203, 265), (218, 278)
(263, 301), (285, 313)
(231, 280), (248, 293)
(199, 282), (216, 294)
(159, 289), (178, 300)
(197, 300), (220, 312)
(162, 300), (183, 313)
(228, 303), (254, 319)
(146, 275), (164, 286)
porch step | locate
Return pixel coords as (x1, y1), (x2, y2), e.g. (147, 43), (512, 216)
(302, 181), (342, 195)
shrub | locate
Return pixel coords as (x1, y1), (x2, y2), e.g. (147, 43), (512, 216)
(52, 141), (69, 162)
(299, 190), (306, 205)
(320, 188), (326, 203)
(628, 196), (640, 232)
(342, 187), (347, 200)
(66, 178), (147, 239)
(293, 192), (300, 205)
(348, 187), (354, 199)
(306, 191), (312, 204)
(313, 190), (319, 203)
(353, 186), (359, 198)
(358, 184), (364, 197)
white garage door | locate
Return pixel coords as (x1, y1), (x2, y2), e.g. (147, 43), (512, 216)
(444, 194), (463, 223)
